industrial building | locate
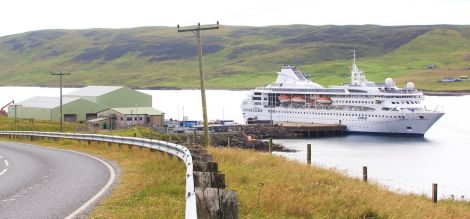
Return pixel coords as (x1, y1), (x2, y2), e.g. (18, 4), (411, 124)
(92, 107), (165, 129)
(64, 86), (152, 108)
(7, 86), (164, 129)
(8, 96), (108, 122)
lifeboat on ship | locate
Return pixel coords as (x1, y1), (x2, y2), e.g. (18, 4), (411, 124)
(316, 97), (332, 104)
(278, 95), (291, 103)
(291, 96), (306, 103)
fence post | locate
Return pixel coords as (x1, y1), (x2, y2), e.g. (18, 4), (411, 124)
(363, 166), (368, 182)
(432, 183), (438, 203)
(307, 144), (311, 164)
(268, 138), (272, 153)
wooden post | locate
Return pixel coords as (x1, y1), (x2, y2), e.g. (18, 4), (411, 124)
(108, 142), (112, 149)
(87, 140), (91, 145)
(432, 183), (438, 203)
(118, 143), (123, 149)
(268, 138), (273, 153)
(307, 144), (311, 164)
(134, 133), (137, 137)
(227, 137), (230, 147)
(363, 166), (368, 182)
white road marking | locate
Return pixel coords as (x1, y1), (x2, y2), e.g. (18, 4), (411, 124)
(0, 156), (8, 177)
(64, 151), (115, 219)
(0, 168), (7, 176)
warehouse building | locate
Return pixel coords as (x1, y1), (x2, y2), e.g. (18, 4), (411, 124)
(8, 86), (164, 129)
(64, 86), (152, 108)
(8, 96), (108, 122)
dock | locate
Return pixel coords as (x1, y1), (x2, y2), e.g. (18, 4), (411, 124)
(241, 122), (346, 139)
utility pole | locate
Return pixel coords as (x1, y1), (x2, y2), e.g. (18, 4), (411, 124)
(12, 103), (22, 130)
(177, 22), (219, 147)
(51, 72), (71, 132)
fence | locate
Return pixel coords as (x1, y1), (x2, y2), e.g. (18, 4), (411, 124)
(274, 144), (470, 202)
(0, 131), (197, 219)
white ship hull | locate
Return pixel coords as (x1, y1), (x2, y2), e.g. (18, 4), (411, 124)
(242, 107), (444, 136)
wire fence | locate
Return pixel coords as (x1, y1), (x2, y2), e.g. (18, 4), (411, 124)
(274, 148), (470, 201)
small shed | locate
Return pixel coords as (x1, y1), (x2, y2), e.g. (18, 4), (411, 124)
(86, 117), (111, 131)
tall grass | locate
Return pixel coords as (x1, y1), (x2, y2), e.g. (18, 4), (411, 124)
(0, 116), (81, 132)
(211, 148), (470, 218)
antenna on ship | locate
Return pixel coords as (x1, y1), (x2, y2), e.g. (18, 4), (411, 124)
(353, 50), (356, 65)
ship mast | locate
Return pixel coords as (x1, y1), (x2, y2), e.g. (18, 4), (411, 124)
(351, 50), (366, 85)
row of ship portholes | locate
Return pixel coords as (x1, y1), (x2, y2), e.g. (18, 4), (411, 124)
(264, 110), (405, 119)
(391, 101), (421, 104)
(334, 100), (374, 104)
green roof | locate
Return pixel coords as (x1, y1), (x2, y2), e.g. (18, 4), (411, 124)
(111, 107), (164, 115)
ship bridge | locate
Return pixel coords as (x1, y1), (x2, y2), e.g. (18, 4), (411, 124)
(268, 65), (324, 89)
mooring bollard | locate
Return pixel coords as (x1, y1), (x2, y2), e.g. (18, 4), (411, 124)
(432, 183), (438, 203)
(363, 166), (368, 182)
(307, 144), (311, 164)
(269, 138), (273, 153)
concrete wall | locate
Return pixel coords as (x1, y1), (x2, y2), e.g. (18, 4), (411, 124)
(97, 87), (152, 108)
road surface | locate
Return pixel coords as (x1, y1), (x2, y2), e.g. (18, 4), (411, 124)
(0, 141), (116, 218)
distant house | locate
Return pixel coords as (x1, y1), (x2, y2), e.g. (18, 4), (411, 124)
(427, 64), (437, 69)
(64, 86), (152, 108)
(8, 96), (108, 122)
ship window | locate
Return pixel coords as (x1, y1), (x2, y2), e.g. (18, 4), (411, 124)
(419, 116), (424, 119)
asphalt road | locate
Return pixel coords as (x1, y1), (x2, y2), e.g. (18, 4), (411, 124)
(0, 141), (115, 218)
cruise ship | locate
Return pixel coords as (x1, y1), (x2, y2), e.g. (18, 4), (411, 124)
(241, 55), (444, 136)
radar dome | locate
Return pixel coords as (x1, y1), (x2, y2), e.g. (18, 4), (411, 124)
(406, 82), (415, 90)
(385, 78), (394, 87)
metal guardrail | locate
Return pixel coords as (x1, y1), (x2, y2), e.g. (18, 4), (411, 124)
(0, 131), (197, 219)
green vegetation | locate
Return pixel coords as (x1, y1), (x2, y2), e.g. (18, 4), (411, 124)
(1, 25), (469, 91)
(0, 116), (81, 132)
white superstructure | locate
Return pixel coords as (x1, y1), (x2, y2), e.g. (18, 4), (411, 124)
(241, 54), (444, 136)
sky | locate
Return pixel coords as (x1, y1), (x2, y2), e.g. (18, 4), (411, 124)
(1, 0), (469, 37)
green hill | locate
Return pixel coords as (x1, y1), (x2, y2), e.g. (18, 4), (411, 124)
(1, 25), (469, 91)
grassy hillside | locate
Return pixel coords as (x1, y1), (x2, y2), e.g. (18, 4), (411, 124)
(0, 25), (469, 91)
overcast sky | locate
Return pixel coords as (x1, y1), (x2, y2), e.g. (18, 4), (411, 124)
(1, 0), (469, 37)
